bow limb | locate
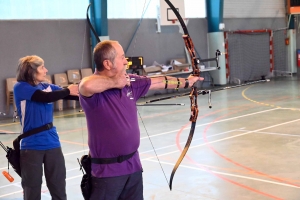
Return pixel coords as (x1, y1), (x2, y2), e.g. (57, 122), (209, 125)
(86, 3), (101, 43)
(169, 87), (198, 190)
(169, 121), (196, 190)
(164, 0), (200, 190)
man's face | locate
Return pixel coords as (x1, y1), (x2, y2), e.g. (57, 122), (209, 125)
(111, 43), (128, 75)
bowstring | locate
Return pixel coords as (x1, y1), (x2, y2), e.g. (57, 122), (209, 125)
(131, 0), (147, 55)
(132, 0), (169, 187)
(80, 19), (87, 154)
(137, 109), (169, 185)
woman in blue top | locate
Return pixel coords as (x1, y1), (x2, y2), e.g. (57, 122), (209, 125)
(14, 55), (79, 200)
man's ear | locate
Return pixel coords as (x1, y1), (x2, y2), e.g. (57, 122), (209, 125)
(103, 60), (112, 70)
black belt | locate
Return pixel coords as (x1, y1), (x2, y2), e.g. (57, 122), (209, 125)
(13, 122), (53, 151)
(91, 151), (136, 164)
(19, 122), (53, 140)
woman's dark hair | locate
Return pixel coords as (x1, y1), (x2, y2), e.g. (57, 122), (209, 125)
(16, 55), (44, 86)
(93, 40), (118, 71)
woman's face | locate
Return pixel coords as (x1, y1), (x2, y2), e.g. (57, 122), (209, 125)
(34, 64), (48, 84)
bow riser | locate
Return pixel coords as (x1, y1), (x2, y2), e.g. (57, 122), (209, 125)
(189, 88), (199, 122)
(182, 36), (200, 76)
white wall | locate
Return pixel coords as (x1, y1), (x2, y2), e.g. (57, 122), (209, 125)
(224, 0), (285, 18)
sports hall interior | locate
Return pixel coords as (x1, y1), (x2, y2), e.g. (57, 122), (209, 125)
(1, 0), (300, 199)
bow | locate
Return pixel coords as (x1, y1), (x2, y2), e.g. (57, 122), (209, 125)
(165, 0), (221, 190)
(165, 0), (199, 190)
(87, 3), (101, 43)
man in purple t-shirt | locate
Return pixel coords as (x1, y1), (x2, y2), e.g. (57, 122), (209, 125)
(79, 40), (202, 200)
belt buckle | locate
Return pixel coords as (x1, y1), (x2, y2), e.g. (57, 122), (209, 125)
(46, 123), (51, 130)
(117, 156), (123, 163)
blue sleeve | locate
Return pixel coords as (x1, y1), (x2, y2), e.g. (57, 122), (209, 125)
(49, 83), (63, 91)
(14, 82), (39, 101)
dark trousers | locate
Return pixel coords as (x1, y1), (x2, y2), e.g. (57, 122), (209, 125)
(20, 147), (66, 200)
(89, 170), (143, 200)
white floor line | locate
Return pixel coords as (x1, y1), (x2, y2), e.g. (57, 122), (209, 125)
(239, 130), (300, 137)
(1, 129), (246, 190)
(63, 149), (90, 156)
(0, 174), (83, 198)
(145, 159), (300, 189)
(140, 108), (279, 140)
(0, 107), (293, 197)
(0, 108), (279, 170)
(142, 117), (300, 160)
(66, 174), (82, 181)
(0, 127), (245, 172)
(2, 118), (298, 197)
(139, 128), (243, 154)
(0, 149), (90, 170)
(0, 181), (21, 189)
(0, 189), (23, 198)
(280, 107), (300, 111)
(0, 182), (51, 199)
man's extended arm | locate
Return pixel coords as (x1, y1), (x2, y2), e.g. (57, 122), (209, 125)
(149, 75), (203, 90)
(79, 74), (128, 97)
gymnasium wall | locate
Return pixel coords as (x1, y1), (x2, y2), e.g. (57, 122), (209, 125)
(0, 17), (290, 115)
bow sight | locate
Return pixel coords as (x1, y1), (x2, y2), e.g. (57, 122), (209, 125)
(199, 49), (222, 70)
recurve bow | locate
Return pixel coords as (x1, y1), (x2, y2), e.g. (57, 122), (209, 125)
(164, 0), (221, 190)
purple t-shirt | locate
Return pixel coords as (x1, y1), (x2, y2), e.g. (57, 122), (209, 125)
(79, 75), (151, 178)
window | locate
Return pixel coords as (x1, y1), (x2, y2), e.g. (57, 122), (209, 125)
(0, 0), (89, 19)
(0, 0), (206, 20)
(108, 0), (206, 19)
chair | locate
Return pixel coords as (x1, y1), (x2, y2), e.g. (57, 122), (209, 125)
(54, 73), (69, 88)
(53, 73), (70, 110)
(6, 78), (17, 114)
(80, 68), (93, 78)
(44, 74), (52, 84)
(67, 69), (81, 84)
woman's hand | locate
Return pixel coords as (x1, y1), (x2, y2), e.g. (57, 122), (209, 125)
(68, 84), (79, 96)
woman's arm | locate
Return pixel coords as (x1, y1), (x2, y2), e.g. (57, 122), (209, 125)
(31, 89), (71, 103)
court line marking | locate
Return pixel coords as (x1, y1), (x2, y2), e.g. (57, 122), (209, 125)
(0, 149), (90, 171)
(0, 108), (297, 196)
(142, 117), (300, 160)
(0, 174), (82, 198)
(0, 107), (289, 172)
(139, 128), (242, 154)
(2, 152), (298, 200)
(239, 130), (300, 137)
(1, 123), (299, 198)
(0, 129), (241, 194)
(0, 107), (281, 140)
(1, 86), (299, 197)
(1, 108), (278, 167)
(0, 113), (85, 128)
(140, 108), (279, 139)
(144, 159), (300, 189)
